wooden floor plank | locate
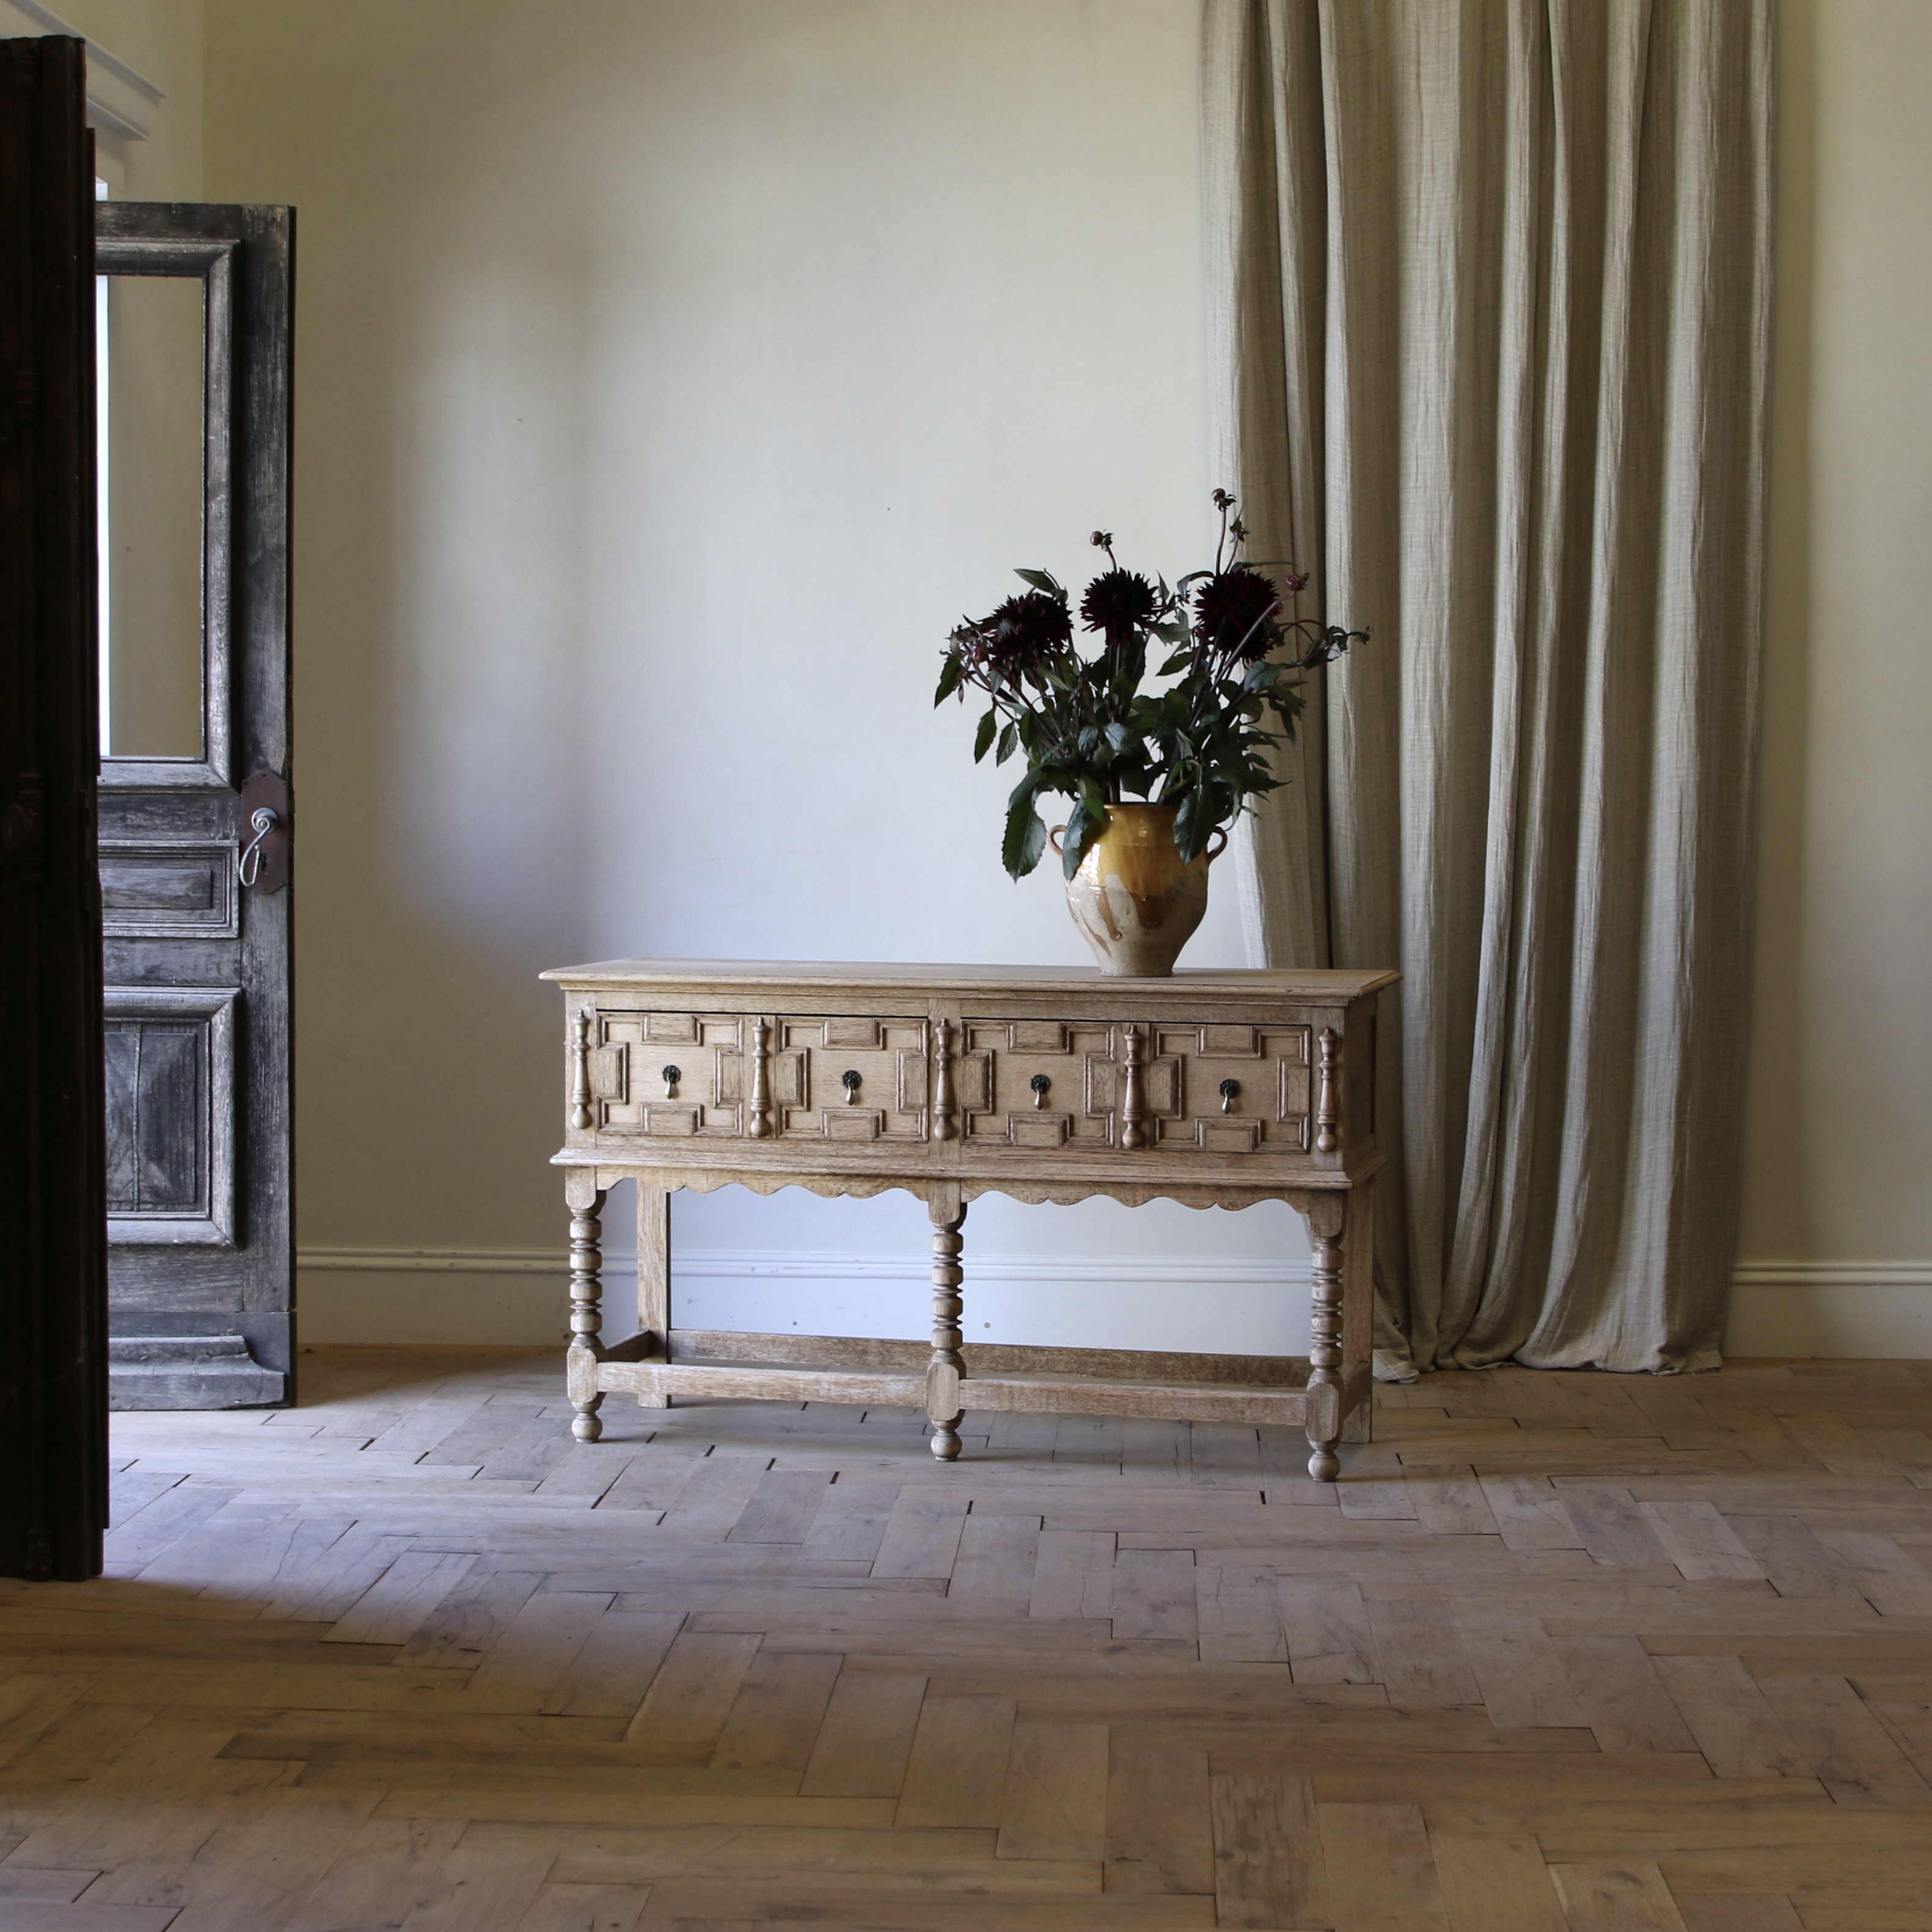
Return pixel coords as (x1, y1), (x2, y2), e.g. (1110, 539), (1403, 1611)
(1317, 1800), (1451, 1931)
(708, 1648), (843, 1772)
(1650, 1655), (1817, 1779)
(1197, 1563), (1288, 1666)
(950, 1512), (1044, 1612)
(1111, 1550), (1199, 1644)
(799, 1669), (928, 1798)
(1549, 1859), (1689, 1931)
(996, 1721), (1110, 1861)
(621, 1630), (761, 1760)
(1754, 1673), (1932, 1805)
(1210, 1773), (1327, 1930)
(1030, 1529), (1118, 1621)
(1429, 1829), (1567, 1932)
(893, 1694), (1017, 1829)
(1363, 1598), (1481, 1709)
(1104, 1746), (1215, 1896)
(1278, 1578), (1378, 1685)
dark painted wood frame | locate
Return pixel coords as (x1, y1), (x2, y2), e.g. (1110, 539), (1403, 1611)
(0, 35), (109, 1581)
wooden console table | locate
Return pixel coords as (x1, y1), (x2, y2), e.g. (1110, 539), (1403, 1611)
(542, 961), (1395, 1480)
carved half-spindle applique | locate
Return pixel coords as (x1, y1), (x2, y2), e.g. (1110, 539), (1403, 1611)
(747, 1018), (774, 1138)
(1119, 1024), (1149, 1149)
(1315, 1026), (1342, 1153)
(932, 1019), (958, 1140)
(570, 1008), (593, 1131)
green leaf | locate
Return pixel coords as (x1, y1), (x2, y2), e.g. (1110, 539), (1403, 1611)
(1060, 797), (1097, 880)
(1173, 787), (1215, 864)
(1013, 568), (1064, 596)
(934, 651), (964, 706)
(995, 720), (1018, 765)
(972, 708), (997, 763)
(1003, 796), (1048, 879)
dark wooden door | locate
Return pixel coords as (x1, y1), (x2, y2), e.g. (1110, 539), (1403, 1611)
(0, 34), (109, 1579)
(95, 202), (295, 1409)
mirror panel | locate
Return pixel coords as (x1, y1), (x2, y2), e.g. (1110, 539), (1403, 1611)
(98, 271), (205, 761)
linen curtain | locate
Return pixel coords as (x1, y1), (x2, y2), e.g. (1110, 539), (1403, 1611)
(1204, 0), (1772, 1375)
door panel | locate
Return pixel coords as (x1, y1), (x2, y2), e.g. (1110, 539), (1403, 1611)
(95, 201), (293, 1409)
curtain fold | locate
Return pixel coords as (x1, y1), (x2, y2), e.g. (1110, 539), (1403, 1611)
(1204, 0), (1771, 1374)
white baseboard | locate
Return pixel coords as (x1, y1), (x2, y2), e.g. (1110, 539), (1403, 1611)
(296, 1246), (1932, 1361)
(1724, 1261), (1932, 1359)
(295, 1245), (1312, 1352)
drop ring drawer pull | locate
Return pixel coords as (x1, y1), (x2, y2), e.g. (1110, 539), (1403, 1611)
(660, 1064), (682, 1099)
(1220, 1078), (1241, 1113)
(841, 1069), (863, 1104)
(1030, 1074), (1053, 1108)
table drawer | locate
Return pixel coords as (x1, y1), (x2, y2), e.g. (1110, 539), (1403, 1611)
(582, 1010), (758, 1138)
(956, 1018), (1312, 1154)
(580, 1010), (931, 1142)
(773, 1015), (932, 1143)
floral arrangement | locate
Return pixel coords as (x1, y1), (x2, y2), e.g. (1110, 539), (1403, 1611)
(934, 491), (1369, 879)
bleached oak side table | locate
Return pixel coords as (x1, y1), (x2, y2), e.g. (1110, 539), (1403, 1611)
(542, 960), (1395, 1480)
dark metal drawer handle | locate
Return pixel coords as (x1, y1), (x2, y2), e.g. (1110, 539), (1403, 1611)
(1219, 1078), (1241, 1113)
(1030, 1074), (1052, 1108)
(660, 1064), (682, 1099)
(841, 1069), (863, 1104)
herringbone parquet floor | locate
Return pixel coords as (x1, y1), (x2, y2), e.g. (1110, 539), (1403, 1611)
(2, 1348), (1931, 1931)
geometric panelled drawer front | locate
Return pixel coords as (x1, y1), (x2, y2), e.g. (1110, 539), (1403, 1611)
(587, 1010), (753, 1138)
(775, 1015), (929, 1142)
(99, 841), (240, 939)
(103, 986), (240, 1246)
(959, 1017), (1311, 1153)
(585, 1010), (931, 1141)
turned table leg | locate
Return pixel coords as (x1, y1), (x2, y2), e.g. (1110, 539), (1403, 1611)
(566, 1173), (607, 1443)
(1303, 1193), (1346, 1482)
(926, 1187), (967, 1462)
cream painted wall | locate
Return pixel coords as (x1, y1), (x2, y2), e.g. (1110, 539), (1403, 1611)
(1729, 0), (1932, 1358)
(197, 0), (1313, 1352)
(54, 0), (1932, 1359)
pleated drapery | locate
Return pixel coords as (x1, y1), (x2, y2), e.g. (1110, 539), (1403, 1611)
(1204, 0), (1773, 1375)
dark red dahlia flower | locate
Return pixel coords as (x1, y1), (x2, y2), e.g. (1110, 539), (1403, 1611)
(1193, 566), (1283, 664)
(970, 590), (1071, 670)
(1079, 568), (1160, 643)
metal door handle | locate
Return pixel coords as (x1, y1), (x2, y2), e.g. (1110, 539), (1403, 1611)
(237, 808), (279, 887)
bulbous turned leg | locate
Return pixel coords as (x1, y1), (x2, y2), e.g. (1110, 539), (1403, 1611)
(926, 1193), (967, 1462)
(567, 1183), (607, 1443)
(1305, 1209), (1344, 1482)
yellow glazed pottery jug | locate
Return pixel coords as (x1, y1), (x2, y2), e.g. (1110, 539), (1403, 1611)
(1051, 802), (1226, 976)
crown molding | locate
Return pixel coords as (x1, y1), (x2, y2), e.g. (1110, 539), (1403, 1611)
(1, 0), (165, 139)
